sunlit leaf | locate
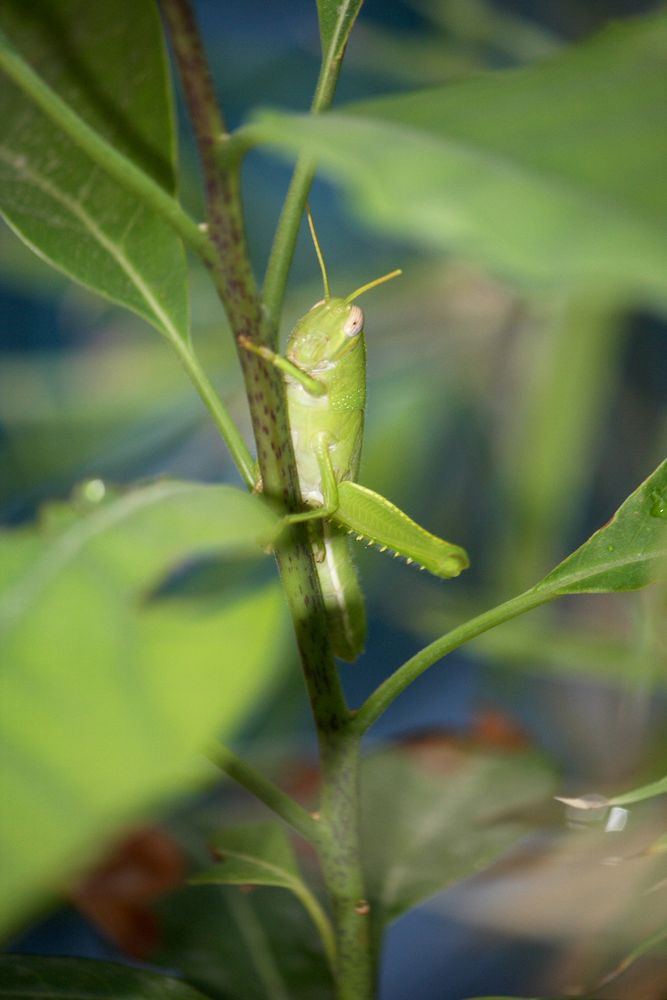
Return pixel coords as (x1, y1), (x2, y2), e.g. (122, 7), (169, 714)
(0, 955), (213, 998)
(0, 482), (286, 937)
(250, 12), (667, 305)
(533, 459), (667, 595)
(0, 0), (189, 340)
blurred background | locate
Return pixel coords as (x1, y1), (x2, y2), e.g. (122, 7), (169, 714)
(2, 1), (666, 997)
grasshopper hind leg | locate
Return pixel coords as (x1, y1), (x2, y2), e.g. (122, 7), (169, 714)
(316, 521), (366, 662)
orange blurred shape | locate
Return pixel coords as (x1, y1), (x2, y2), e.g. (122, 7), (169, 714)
(69, 826), (185, 959)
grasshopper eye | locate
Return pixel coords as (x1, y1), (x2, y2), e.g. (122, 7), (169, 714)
(343, 305), (364, 337)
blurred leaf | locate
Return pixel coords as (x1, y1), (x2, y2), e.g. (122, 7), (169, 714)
(194, 823), (303, 890)
(361, 742), (556, 937)
(192, 823), (335, 967)
(611, 775), (667, 807)
(497, 295), (623, 589)
(316, 0), (363, 62)
(416, 0), (561, 63)
(594, 921), (667, 992)
(533, 458), (667, 595)
(0, 955), (213, 998)
(251, 12), (667, 305)
(158, 883), (335, 1000)
(0, 482), (285, 937)
(0, 0), (189, 340)
(560, 774), (667, 811)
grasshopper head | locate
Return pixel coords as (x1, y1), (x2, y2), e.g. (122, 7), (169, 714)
(288, 298), (365, 370)
(294, 209), (401, 370)
(287, 268), (402, 370)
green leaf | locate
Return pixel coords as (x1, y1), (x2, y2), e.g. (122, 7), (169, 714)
(0, 482), (286, 937)
(250, 11), (667, 305)
(558, 773), (667, 811)
(361, 744), (556, 936)
(158, 881), (335, 1000)
(316, 0), (363, 61)
(194, 822), (302, 889)
(0, 956), (212, 999)
(533, 459), (667, 595)
(193, 823), (335, 969)
(0, 0), (189, 340)
(611, 775), (667, 807)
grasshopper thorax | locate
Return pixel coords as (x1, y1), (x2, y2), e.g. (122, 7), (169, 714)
(287, 298), (365, 371)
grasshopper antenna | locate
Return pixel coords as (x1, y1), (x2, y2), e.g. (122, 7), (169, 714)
(306, 206), (331, 301)
(345, 269), (402, 304)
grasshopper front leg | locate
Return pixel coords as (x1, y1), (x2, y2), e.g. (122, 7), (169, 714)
(239, 336), (326, 397)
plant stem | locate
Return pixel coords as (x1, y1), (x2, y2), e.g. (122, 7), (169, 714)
(171, 339), (255, 488)
(160, 0), (351, 733)
(0, 28), (210, 259)
(261, 7), (361, 345)
(262, 158), (317, 346)
(208, 743), (319, 844)
(291, 883), (338, 976)
(161, 5), (373, 995)
(317, 728), (374, 999)
(352, 587), (554, 736)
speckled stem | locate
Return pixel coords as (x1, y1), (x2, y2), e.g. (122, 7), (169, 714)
(160, 0), (347, 726)
(317, 730), (374, 998)
(161, 5), (373, 995)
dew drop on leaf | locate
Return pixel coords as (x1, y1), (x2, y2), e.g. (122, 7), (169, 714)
(649, 488), (667, 520)
(78, 479), (107, 504)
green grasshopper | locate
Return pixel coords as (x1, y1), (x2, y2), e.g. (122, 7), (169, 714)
(243, 213), (469, 661)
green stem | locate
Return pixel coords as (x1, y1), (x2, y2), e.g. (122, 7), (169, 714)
(262, 158), (317, 345)
(162, 6), (372, 995)
(170, 339), (255, 488)
(317, 729), (374, 999)
(291, 883), (338, 975)
(208, 743), (320, 843)
(0, 28), (210, 259)
(261, 11), (359, 345)
(161, 0), (350, 741)
(353, 587), (554, 736)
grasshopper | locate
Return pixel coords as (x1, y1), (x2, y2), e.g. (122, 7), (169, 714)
(242, 213), (469, 661)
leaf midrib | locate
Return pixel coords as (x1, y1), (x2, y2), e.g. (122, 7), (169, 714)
(0, 145), (181, 340)
(212, 846), (299, 889)
(537, 540), (667, 594)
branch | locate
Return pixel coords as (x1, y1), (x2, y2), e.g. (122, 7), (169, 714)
(261, 3), (363, 345)
(208, 743), (320, 844)
(160, 0), (350, 738)
(352, 588), (553, 735)
(171, 339), (255, 488)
